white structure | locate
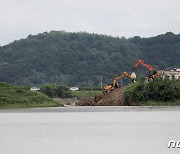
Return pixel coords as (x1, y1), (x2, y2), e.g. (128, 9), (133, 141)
(69, 87), (79, 91)
(158, 68), (180, 80)
(30, 87), (40, 91)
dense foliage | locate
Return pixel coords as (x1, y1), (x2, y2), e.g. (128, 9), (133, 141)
(40, 84), (73, 98)
(0, 31), (179, 87)
(0, 82), (58, 108)
(124, 78), (180, 105)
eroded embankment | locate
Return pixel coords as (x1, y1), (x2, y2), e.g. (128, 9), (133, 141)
(76, 87), (139, 106)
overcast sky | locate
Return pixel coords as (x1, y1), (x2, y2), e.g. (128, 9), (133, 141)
(0, 0), (180, 45)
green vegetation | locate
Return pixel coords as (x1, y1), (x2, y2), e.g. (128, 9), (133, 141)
(0, 31), (179, 87)
(124, 78), (180, 106)
(40, 84), (73, 98)
(40, 84), (101, 98)
(0, 82), (59, 109)
(140, 100), (180, 106)
(71, 89), (102, 98)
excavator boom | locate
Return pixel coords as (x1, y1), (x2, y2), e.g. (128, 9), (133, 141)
(104, 72), (134, 92)
(133, 59), (154, 70)
(112, 72), (131, 87)
(133, 59), (158, 80)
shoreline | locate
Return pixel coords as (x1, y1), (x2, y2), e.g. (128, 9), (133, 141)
(1, 105), (180, 113)
(0, 98), (179, 110)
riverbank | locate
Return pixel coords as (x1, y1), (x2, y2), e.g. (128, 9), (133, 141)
(140, 99), (180, 106)
(0, 101), (60, 109)
(1, 106), (180, 113)
(1, 99), (180, 109)
(54, 98), (78, 106)
(0, 82), (179, 109)
(0, 82), (61, 109)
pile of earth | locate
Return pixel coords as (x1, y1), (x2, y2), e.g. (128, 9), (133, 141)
(76, 86), (139, 106)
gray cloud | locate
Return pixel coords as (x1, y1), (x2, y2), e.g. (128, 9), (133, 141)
(0, 0), (180, 45)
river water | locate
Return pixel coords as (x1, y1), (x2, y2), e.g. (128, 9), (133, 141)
(0, 106), (180, 154)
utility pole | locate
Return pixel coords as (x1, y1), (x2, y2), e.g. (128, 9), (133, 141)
(100, 77), (103, 88)
(120, 78), (122, 86)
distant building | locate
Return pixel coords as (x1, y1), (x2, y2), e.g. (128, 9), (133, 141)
(69, 87), (79, 91)
(158, 68), (180, 80)
(30, 87), (40, 91)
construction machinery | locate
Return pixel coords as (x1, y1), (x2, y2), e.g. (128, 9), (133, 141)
(133, 59), (158, 80)
(104, 72), (136, 92)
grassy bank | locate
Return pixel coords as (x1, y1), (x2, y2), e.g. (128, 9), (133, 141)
(71, 89), (102, 98)
(0, 82), (60, 109)
(140, 100), (180, 106)
(0, 101), (61, 109)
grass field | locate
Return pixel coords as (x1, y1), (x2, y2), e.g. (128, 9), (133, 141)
(71, 89), (102, 98)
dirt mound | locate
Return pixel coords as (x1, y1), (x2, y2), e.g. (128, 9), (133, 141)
(76, 86), (132, 106)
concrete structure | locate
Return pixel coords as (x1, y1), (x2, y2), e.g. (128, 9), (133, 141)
(158, 68), (180, 80)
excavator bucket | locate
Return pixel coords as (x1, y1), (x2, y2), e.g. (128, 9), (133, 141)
(131, 72), (136, 82)
(131, 72), (136, 79)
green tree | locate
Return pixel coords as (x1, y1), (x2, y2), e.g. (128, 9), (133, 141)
(40, 84), (72, 98)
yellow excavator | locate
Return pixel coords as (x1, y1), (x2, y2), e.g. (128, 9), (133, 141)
(103, 72), (136, 92)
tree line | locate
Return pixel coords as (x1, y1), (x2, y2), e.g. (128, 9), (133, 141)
(0, 31), (179, 87)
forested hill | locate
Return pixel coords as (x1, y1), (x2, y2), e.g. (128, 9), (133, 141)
(0, 31), (179, 87)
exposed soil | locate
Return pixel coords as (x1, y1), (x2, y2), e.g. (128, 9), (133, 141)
(76, 86), (138, 106)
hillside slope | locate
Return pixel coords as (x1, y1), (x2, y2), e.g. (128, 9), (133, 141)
(0, 31), (179, 87)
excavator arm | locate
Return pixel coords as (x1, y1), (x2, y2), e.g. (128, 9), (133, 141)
(133, 59), (158, 80)
(112, 72), (131, 88)
(133, 59), (154, 70)
(104, 72), (132, 92)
